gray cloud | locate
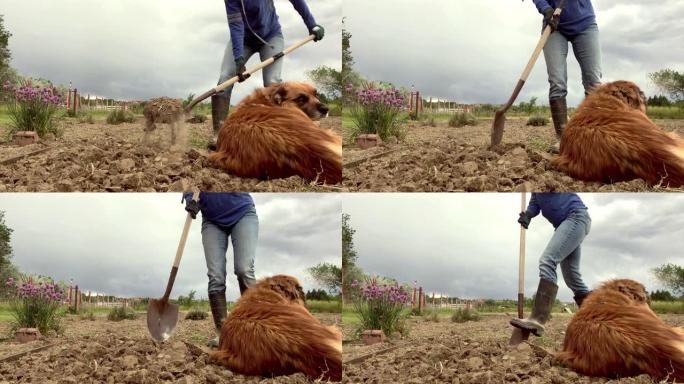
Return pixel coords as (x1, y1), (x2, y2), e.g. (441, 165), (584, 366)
(344, 0), (684, 106)
(0, 193), (341, 301)
(1, 0), (341, 102)
(342, 193), (684, 301)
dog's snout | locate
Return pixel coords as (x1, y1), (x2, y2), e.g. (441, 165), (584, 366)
(318, 103), (329, 115)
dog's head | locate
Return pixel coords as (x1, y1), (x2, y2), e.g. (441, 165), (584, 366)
(601, 279), (650, 305)
(261, 275), (306, 304)
(597, 81), (647, 113)
(266, 82), (329, 120)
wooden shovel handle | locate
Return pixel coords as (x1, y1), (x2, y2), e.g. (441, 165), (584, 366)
(518, 191), (527, 319)
(519, 1), (565, 81)
(162, 191), (199, 300)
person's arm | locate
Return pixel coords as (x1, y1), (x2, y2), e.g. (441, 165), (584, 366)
(183, 192), (201, 219)
(526, 193), (541, 218)
(289, 0), (317, 30)
(532, 0), (553, 14)
(225, 0), (245, 60)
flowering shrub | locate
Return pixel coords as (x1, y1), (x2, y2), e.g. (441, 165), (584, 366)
(3, 79), (63, 138)
(348, 84), (407, 141)
(5, 276), (65, 334)
(351, 278), (410, 337)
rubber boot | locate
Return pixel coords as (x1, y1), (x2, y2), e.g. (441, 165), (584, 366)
(549, 97), (567, 154)
(207, 291), (227, 348)
(209, 95), (229, 151)
(574, 291), (592, 308)
(510, 279), (558, 337)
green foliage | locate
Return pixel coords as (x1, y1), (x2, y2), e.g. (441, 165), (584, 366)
(306, 289), (332, 301)
(187, 113), (207, 124)
(650, 290), (676, 302)
(647, 95), (672, 107)
(649, 69), (684, 102)
(185, 309), (208, 321)
(646, 106), (684, 120)
(79, 311), (96, 321)
(77, 112), (95, 124)
(513, 97), (540, 115)
(448, 112), (477, 127)
(651, 301), (684, 314)
(306, 299), (342, 314)
(327, 103), (342, 117)
(107, 306), (137, 321)
(526, 115), (549, 126)
(106, 109), (135, 125)
(342, 214), (364, 304)
(177, 290), (196, 309)
(6, 276), (65, 335)
(5, 81), (63, 138)
(182, 93), (195, 109)
(653, 264), (684, 296)
(421, 113), (437, 127)
(423, 310), (440, 322)
(307, 262), (341, 294)
(0, 212), (17, 299)
(451, 307), (480, 323)
(306, 66), (342, 100)
(341, 20), (363, 93)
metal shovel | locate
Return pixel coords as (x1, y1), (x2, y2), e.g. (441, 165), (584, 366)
(490, 0), (566, 148)
(147, 191), (199, 343)
(510, 187), (530, 346)
(184, 34), (316, 112)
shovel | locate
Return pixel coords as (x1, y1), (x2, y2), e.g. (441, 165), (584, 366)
(510, 188), (530, 346)
(490, 0), (566, 148)
(147, 191), (199, 343)
(184, 34), (316, 112)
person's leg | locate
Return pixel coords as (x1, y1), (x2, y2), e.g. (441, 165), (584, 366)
(543, 31), (570, 153)
(538, 211), (589, 285)
(571, 23), (602, 96)
(559, 210), (593, 305)
(259, 33), (285, 86)
(201, 219), (230, 346)
(229, 208), (259, 294)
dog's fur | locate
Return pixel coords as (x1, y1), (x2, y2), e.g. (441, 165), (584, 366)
(142, 97), (185, 145)
(556, 279), (684, 381)
(211, 275), (342, 381)
(553, 81), (684, 187)
(208, 82), (342, 184)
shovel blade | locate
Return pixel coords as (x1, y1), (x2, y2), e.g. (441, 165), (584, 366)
(146, 299), (179, 343)
(490, 109), (506, 148)
(509, 327), (531, 346)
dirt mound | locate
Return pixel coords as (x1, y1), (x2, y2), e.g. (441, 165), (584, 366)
(0, 117), (342, 192)
(143, 97), (184, 125)
(342, 119), (683, 192)
(0, 333), (312, 383)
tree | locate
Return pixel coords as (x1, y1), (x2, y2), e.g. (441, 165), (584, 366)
(0, 211), (18, 297)
(0, 15), (16, 102)
(307, 262), (341, 294)
(649, 69), (684, 102)
(647, 95), (672, 107)
(306, 66), (342, 100)
(650, 289), (676, 302)
(653, 264), (684, 297)
(341, 19), (362, 93)
(342, 213), (365, 304)
(306, 289), (332, 301)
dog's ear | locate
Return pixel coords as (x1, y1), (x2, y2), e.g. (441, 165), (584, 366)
(269, 84), (288, 105)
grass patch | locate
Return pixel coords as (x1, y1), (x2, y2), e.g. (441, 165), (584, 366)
(526, 115), (549, 126)
(451, 307), (480, 323)
(107, 306), (138, 321)
(106, 109), (136, 125)
(652, 301), (684, 314)
(187, 113), (207, 124)
(306, 300), (341, 313)
(185, 309), (208, 320)
(448, 112), (478, 128)
(647, 106), (684, 120)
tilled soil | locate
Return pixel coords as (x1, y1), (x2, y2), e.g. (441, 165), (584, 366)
(0, 116), (342, 192)
(0, 312), (341, 383)
(342, 313), (684, 383)
(342, 119), (684, 192)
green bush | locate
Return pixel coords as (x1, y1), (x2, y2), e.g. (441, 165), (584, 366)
(106, 109), (135, 125)
(187, 113), (207, 124)
(351, 280), (410, 338)
(107, 306), (137, 321)
(80, 311), (96, 321)
(78, 113), (95, 124)
(5, 276), (64, 335)
(451, 307), (480, 323)
(328, 103), (342, 117)
(526, 115), (549, 126)
(448, 112), (477, 128)
(185, 309), (208, 320)
(4, 80), (63, 138)
(423, 310), (440, 322)
(349, 86), (407, 141)
(306, 300), (342, 313)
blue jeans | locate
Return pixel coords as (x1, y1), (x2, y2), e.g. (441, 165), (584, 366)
(217, 33), (285, 105)
(538, 209), (591, 296)
(543, 23), (602, 100)
(201, 208), (258, 295)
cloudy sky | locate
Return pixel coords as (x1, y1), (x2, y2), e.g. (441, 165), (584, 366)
(344, 0), (684, 106)
(0, 193), (341, 301)
(343, 193), (684, 301)
(0, 0), (341, 102)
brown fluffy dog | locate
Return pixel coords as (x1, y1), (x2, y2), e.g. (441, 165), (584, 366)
(556, 279), (684, 381)
(553, 81), (684, 187)
(211, 275), (342, 381)
(208, 82), (342, 184)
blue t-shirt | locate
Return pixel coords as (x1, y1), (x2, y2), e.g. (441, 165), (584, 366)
(225, 0), (317, 59)
(183, 192), (254, 227)
(526, 193), (586, 228)
(533, 0), (596, 37)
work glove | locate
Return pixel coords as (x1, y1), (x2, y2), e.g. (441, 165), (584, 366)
(542, 8), (560, 32)
(235, 57), (250, 82)
(309, 24), (325, 42)
(518, 211), (531, 229)
(185, 199), (201, 219)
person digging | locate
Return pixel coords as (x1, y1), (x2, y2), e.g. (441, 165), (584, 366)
(531, 0), (602, 153)
(184, 192), (259, 347)
(510, 192), (592, 337)
(209, 0), (325, 150)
